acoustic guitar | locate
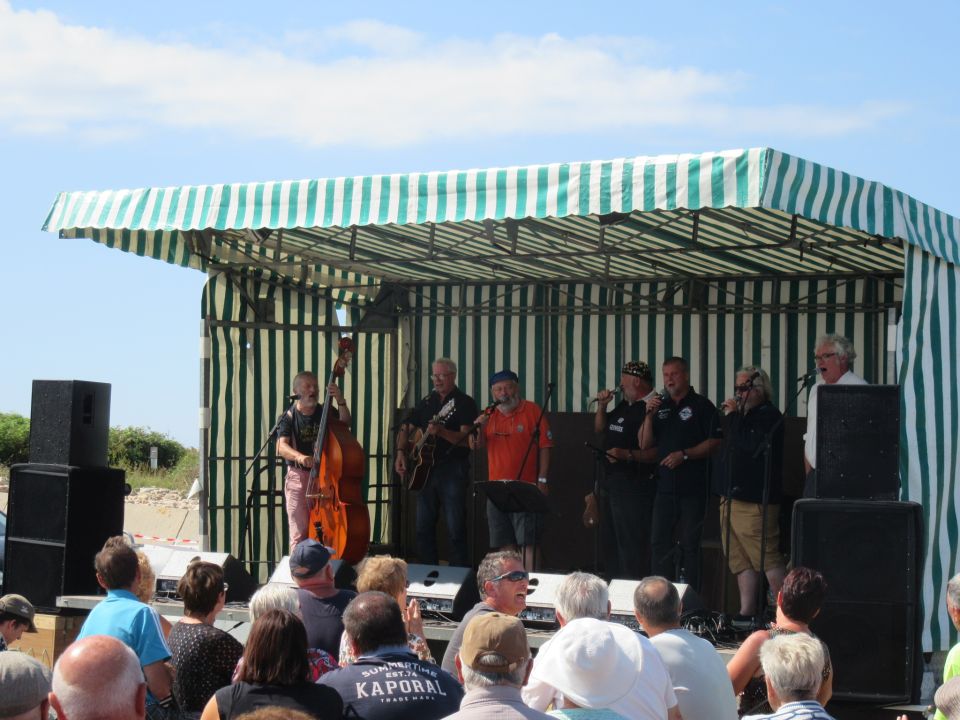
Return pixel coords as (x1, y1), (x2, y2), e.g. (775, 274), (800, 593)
(405, 399), (456, 491)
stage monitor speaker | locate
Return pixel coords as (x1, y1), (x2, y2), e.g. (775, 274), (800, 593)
(406, 564), (478, 621)
(791, 499), (923, 703)
(141, 546), (258, 604)
(608, 578), (705, 632)
(5, 463), (125, 610)
(815, 384), (900, 499)
(268, 555), (350, 592)
(29, 380), (111, 467)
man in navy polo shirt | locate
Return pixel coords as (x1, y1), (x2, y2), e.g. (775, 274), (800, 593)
(640, 357), (722, 591)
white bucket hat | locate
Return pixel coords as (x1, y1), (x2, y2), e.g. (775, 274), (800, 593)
(531, 617), (641, 707)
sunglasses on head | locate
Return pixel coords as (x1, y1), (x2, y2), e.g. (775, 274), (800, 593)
(491, 570), (529, 583)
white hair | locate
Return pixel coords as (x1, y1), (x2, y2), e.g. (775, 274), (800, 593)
(759, 632), (825, 703)
(249, 583), (300, 622)
(461, 656), (529, 689)
(554, 571), (609, 622)
(816, 333), (857, 362)
(52, 638), (144, 720)
(947, 573), (960, 609)
(434, 357), (457, 375)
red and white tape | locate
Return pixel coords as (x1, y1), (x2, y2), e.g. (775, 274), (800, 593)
(132, 533), (199, 545)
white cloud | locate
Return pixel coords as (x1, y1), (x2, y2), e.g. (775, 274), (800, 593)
(0, 2), (903, 148)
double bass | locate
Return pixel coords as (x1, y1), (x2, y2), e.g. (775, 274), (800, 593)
(305, 336), (370, 564)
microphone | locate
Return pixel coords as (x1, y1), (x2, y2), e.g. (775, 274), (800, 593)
(288, 393), (301, 401)
(657, 388), (670, 402)
(795, 368), (822, 384)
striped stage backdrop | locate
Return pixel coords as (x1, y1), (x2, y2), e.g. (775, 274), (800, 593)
(401, 278), (900, 417)
(900, 245), (960, 651)
(202, 273), (393, 579)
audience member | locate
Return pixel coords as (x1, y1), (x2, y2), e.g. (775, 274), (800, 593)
(633, 576), (737, 720)
(169, 560), (244, 718)
(234, 710), (316, 720)
(936, 676), (960, 720)
(0, 594), (37, 652)
(935, 572), (960, 720)
(742, 633), (835, 720)
(339, 555), (432, 665)
(522, 571), (609, 710)
(531, 617), (680, 720)
(242, 583), (337, 681)
(50, 634), (146, 720)
(0, 651), (51, 720)
(445, 612), (550, 720)
(442, 551), (528, 677)
(77, 536), (175, 717)
(200, 609), (342, 720)
(727, 567), (832, 716)
(136, 550), (173, 639)
(289, 540), (356, 657)
(320, 592), (463, 719)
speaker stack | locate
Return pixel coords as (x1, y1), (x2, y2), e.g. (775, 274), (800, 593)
(4, 381), (126, 610)
(793, 384), (921, 703)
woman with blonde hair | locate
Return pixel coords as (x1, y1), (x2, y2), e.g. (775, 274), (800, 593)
(134, 549), (173, 639)
(337, 555), (433, 664)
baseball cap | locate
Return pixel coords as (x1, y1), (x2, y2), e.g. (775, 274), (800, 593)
(289, 539), (331, 578)
(459, 612), (529, 673)
(489, 370), (519, 386)
(0, 594), (37, 633)
(0, 652), (51, 718)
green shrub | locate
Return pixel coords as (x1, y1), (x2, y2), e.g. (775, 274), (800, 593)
(108, 426), (187, 469)
(0, 412), (30, 465)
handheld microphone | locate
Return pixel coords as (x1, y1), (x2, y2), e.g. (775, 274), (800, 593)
(657, 388), (670, 402)
(288, 393), (301, 401)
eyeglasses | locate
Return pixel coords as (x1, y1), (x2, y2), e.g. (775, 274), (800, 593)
(491, 570), (528, 583)
(430, 373), (453, 380)
(813, 352), (838, 362)
(734, 385), (753, 392)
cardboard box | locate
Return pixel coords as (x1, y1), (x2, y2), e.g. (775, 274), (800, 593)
(11, 613), (85, 668)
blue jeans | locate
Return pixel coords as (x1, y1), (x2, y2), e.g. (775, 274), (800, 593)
(416, 459), (470, 567)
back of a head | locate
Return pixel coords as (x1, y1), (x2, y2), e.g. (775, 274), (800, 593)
(779, 567), (827, 624)
(759, 632), (824, 704)
(94, 536), (139, 590)
(356, 555), (407, 600)
(633, 576), (681, 628)
(240, 609), (309, 686)
(935, 675), (960, 720)
(342, 591), (407, 655)
(0, 651), (51, 719)
(235, 709), (316, 720)
(248, 584), (300, 623)
(52, 634), (144, 720)
(458, 612), (531, 690)
(555, 571), (608, 622)
(177, 560), (225, 616)
(134, 551), (156, 604)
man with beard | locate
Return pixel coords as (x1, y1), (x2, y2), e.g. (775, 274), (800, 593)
(277, 371), (351, 552)
(593, 360), (658, 580)
(395, 358), (478, 567)
(640, 357), (722, 591)
(473, 370), (553, 568)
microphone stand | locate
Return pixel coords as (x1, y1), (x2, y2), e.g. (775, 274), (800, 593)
(719, 393), (744, 619)
(749, 375), (811, 626)
(585, 442), (618, 577)
(513, 382), (555, 571)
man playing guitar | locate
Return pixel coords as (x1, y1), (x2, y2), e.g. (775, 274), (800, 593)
(395, 358), (478, 567)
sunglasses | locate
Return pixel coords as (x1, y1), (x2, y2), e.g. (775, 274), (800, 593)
(491, 570), (529, 583)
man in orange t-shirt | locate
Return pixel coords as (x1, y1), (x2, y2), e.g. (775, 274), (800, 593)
(474, 370), (553, 568)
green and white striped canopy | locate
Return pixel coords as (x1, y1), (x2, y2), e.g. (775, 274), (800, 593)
(42, 148), (959, 293)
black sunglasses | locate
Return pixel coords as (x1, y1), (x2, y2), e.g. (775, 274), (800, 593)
(491, 570), (528, 583)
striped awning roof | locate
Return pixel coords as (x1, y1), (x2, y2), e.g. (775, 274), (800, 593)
(43, 148), (960, 299)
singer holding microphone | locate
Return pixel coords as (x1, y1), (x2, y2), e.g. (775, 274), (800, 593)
(718, 366), (786, 619)
(640, 357), (722, 591)
(592, 360), (658, 579)
(276, 371), (352, 551)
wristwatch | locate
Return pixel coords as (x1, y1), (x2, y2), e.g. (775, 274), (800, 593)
(681, 450), (689, 462)
(537, 477), (548, 485)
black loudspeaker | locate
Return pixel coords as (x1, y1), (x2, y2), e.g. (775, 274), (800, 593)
(791, 499), (923, 703)
(815, 384), (900, 499)
(29, 380), (111, 467)
(5, 463), (126, 610)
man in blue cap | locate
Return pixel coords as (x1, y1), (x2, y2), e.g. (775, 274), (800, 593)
(289, 539), (356, 657)
(473, 369), (553, 568)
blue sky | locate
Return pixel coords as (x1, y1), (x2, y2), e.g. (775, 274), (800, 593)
(1, 0), (957, 446)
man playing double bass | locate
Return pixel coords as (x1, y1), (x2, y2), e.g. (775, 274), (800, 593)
(395, 358), (478, 567)
(277, 371), (351, 552)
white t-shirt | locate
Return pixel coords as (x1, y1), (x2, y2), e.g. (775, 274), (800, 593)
(803, 370), (867, 468)
(650, 628), (739, 720)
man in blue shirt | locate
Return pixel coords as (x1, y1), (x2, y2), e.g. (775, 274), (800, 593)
(77, 536), (174, 718)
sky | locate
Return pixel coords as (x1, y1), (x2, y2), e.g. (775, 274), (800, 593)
(1, 0), (957, 447)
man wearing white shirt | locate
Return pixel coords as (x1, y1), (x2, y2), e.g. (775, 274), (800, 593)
(803, 334), (867, 497)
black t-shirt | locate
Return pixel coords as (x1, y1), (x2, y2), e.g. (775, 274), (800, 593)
(650, 388), (722, 494)
(168, 621), (244, 712)
(602, 398), (655, 482)
(214, 681), (343, 720)
(278, 406), (324, 464)
(297, 588), (357, 657)
(320, 650), (464, 720)
(403, 387), (479, 465)
(716, 401), (784, 504)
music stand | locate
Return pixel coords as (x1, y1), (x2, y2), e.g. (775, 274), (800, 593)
(476, 480), (549, 571)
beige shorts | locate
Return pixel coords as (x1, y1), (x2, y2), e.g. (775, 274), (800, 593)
(720, 498), (786, 575)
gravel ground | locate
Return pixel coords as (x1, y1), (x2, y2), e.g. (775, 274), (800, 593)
(127, 486), (199, 510)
